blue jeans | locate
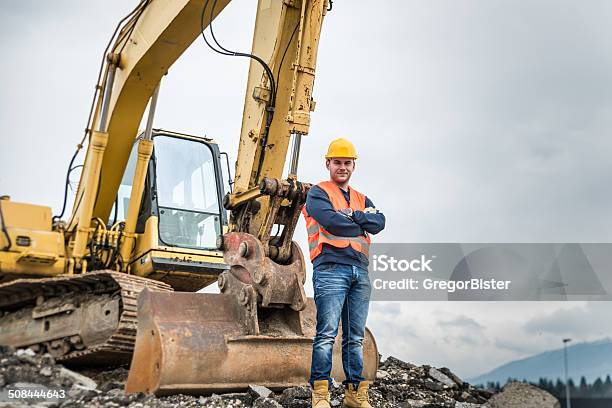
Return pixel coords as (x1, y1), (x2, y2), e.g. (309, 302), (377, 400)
(309, 262), (371, 388)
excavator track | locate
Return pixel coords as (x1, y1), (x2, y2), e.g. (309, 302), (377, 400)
(0, 271), (173, 366)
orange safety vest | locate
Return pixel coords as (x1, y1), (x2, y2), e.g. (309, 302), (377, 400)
(302, 180), (371, 262)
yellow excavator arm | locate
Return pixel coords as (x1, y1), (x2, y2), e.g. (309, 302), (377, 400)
(71, 0), (325, 263)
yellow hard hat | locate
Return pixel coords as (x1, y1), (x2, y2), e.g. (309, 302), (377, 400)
(325, 138), (358, 159)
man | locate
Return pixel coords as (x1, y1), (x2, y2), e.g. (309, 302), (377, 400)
(302, 138), (385, 408)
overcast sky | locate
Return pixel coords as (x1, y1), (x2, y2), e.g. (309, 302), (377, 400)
(1, 0), (612, 380)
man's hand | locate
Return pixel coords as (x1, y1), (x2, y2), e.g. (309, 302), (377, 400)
(338, 208), (354, 219)
(363, 207), (379, 214)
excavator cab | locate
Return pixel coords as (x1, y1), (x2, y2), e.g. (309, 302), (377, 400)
(120, 130), (229, 292)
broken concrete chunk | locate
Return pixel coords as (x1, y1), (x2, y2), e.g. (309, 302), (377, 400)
(376, 369), (389, 380)
(59, 367), (97, 390)
(440, 367), (465, 387)
(39, 366), (52, 377)
(248, 384), (274, 399)
(278, 385), (311, 403)
(15, 348), (36, 357)
(385, 356), (416, 370)
(423, 379), (444, 391)
(429, 367), (457, 388)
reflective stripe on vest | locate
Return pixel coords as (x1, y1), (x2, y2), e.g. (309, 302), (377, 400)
(302, 180), (371, 261)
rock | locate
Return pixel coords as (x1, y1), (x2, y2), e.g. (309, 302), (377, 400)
(459, 391), (479, 403)
(249, 384), (274, 399)
(423, 379), (444, 391)
(486, 381), (560, 408)
(439, 367), (465, 388)
(455, 402), (484, 408)
(99, 380), (124, 392)
(39, 367), (52, 377)
(472, 388), (494, 399)
(278, 385), (312, 408)
(15, 353), (37, 365)
(384, 356), (416, 370)
(429, 367), (457, 388)
(59, 367), (97, 390)
(68, 384), (100, 400)
(330, 398), (341, 407)
(15, 348), (36, 357)
(278, 385), (311, 402)
(376, 370), (389, 380)
(280, 399), (310, 408)
(253, 396), (283, 408)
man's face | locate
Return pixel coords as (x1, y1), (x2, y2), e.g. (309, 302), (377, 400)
(326, 157), (355, 184)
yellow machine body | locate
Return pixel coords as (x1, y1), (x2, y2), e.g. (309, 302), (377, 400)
(0, 198), (66, 278)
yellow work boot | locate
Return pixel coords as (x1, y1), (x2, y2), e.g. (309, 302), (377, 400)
(311, 379), (331, 408)
(342, 381), (372, 408)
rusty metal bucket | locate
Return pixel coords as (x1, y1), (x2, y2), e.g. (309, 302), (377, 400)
(125, 289), (378, 395)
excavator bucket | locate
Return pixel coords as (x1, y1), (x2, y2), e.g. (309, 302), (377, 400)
(125, 289), (379, 395)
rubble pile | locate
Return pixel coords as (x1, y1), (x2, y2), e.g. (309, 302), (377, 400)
(357, 356), (494, 407)
(0, 346), (558, 408)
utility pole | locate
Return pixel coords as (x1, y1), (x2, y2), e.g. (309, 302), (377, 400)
(563, 338), (572, 408)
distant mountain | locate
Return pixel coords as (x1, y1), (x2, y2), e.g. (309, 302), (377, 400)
(469, 338), (612, 386)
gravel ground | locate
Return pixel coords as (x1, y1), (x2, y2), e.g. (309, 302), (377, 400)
(0, 345), (558, 408)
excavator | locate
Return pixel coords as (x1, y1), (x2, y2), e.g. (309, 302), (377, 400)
(0, 0), (378, 396)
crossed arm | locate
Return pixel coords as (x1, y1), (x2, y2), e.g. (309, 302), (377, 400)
(305, 186), (386, 237)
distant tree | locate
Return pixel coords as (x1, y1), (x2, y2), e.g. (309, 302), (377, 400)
(568, 378), (576, 395)
(593, 377), (604, 397)
(538, 377), (547, 390)
(605, 375), (612, 398)
(579, 376), (588, 397)
(555, 378), (565, 397)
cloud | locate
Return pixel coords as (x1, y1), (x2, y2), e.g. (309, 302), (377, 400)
(494, 337), (543, 355)
(524, 302), (612, 338)
(370, 302), (402, 317)
(438, 315), (484, 331)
